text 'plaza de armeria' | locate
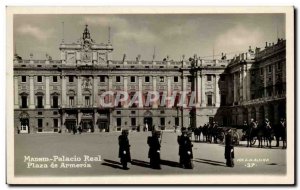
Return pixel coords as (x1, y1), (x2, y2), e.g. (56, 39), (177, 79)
(13, 25), (286, 133)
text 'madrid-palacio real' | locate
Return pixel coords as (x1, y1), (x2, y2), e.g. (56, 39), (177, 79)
(13, 25), (286, 133)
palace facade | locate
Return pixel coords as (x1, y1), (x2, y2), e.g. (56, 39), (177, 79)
(13, 26), (286, 133)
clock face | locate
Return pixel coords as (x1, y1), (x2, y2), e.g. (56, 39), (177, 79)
(81, 52), (92, 63)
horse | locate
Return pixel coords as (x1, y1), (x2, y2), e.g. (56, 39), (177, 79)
(193, 126), (201, 142)
(202, 124), (209, 142)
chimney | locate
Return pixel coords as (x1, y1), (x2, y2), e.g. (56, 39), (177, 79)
(265, 42), (268, 48)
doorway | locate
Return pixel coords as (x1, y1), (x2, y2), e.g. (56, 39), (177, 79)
(65, 119), (76, 133)
(144, 117), (153, 131)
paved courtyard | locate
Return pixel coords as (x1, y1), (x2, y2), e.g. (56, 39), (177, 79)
(14, 132), (286, 176)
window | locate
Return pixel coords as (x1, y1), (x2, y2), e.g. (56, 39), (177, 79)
(160, 66), (164, 68)
(175, 117), (179, 126)
(145, 66), (149, 68)
(117, 118), (122, 126)
(69, 76), (74, 83)
(160, 118), (165, 126)
(21, 76), (26, 83)
(38, 119), (43, 132)
(52, 96), (58, 108)
(131, 111), (136, 114)
(145, 76), (150, 83)
(131, 66), (135, 68)
(116, 111), (121, 115)
(268, 65), (272, 73)
(37, 76), (42, 83)
(21, 96), (27, 108)
(53, 111), (58, 115)
(37, 96), (43, 108)
(53, 76), (58, 82)
(100, 76), (105, 82)
(188, 76), (192, 82)
(37, 112), (43, 115)
(53, 119), (58, 132)
(174, 76), (178, 83)
(85, 96), (90, 106)
(69, 96), (74, 106)
(260, 68), (264, 75)
(207, 75), (212, 81)
(116, 76), (121, 83)
(131, 118), (136, 126)
(130, 76), (136, 83)
(207, 95), (212, 106)
(159, 76), (164, 82)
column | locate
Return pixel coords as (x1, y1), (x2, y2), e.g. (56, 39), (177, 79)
(233, 73), (237, 104)
(215, 75), (220, 107)
(196, 73), (201, 107)
(108, 76), (113, 106)
(239, 69), (243, 103)
(152, 76), (158, 108)
(201, 75), (206, 107)
(246, 70), (251, 101)
(272, 64), (276, 96)
(45, 76), (50, 108)
(77, 110), (82, 126)
(93, 76), (99, 107)
(77, 76), (82, 106)
(14, 76), (19, 109)
(263, 67), (267, 97)
(138, 76), (143, 108)
(29, 76), (35, 109)
(93, 109), (98, 131)
(61, 76), (66, 107)
(213, 75), (216, 105)
(123, 76), (128, 108)
(167, 76), (172, 108)
(242, 67), (247, 101)
(61, 111), (66, 133)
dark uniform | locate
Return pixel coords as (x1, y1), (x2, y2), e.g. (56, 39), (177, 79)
(118, 130), (131, 169)
(247, 120), (256, 147)
(147, 131), (161, 169)
(178, 128), (194, 169)
(225, 129), (234, 167)
(280, 119), (286, 149)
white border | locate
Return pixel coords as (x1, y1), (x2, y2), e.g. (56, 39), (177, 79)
(6, 6), (294, 185)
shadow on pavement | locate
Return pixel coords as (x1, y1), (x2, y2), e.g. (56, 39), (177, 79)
(101, 162), (123, 170)
(160, 159), (180, 168)
(131, 159), (151, 168)
(193, 158), (226, 167)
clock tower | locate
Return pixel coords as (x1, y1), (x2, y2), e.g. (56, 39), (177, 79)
(59, 25), (113, 66)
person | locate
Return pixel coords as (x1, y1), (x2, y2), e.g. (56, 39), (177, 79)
(247, 119), (255, 147)
(78, 126), (82, 134)
(178, 127), (194, 169)
(225, 128), (234, 167)
(147, 130), (161, 169)
(280, 118), (286, 149)
(72, 125), (77, 135)
(118, 129), (131, 169)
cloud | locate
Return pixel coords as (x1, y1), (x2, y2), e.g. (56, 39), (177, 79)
(214, 25), (264, 57)
(81, 16), (128, 28)
(17, 24), (53, 42)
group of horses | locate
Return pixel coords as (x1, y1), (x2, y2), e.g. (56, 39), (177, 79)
(192, 124), (223, 143)
(190, 121), (287, 149)
(245, 121), (287, 149)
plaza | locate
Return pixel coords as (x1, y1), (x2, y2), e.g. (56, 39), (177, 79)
(14, 132), (286, 176)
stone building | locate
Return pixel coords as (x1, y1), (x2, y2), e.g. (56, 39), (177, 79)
(215, 39), (286, 126)
(13, 25), (286, 133)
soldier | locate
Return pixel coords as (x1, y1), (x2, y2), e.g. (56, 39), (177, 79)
(225, 128), (234, 167)
(118, 129), (131, 170)
(247, 118), (255, 147)
(147, 130), (161, 169)
(178, 128), (194, 169)
(280, 118), (286, 149)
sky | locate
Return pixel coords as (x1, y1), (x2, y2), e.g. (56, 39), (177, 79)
(13, 14), (285, 61)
